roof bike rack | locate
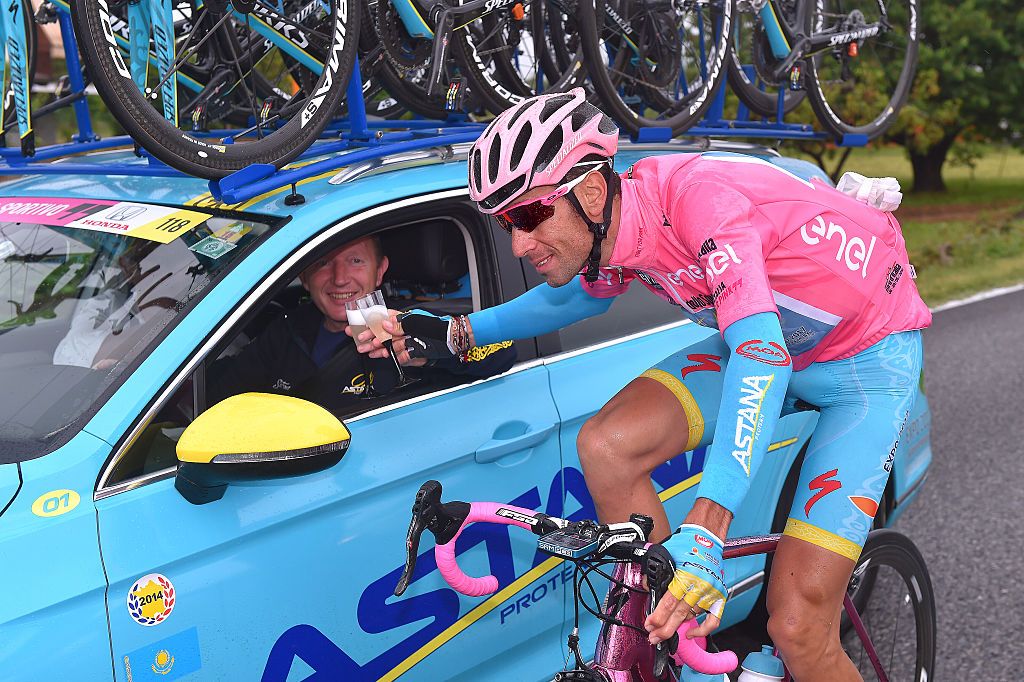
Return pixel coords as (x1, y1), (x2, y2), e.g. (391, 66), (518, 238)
(631, 66), (869, 147)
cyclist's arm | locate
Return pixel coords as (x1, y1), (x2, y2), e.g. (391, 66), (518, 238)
(694, 311), (793, 518)
(467, 276), (617, 346)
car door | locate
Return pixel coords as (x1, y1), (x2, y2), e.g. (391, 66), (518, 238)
(92, 196), (571, 682)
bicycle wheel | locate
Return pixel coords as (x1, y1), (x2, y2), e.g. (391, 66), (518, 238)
(72, 0), (358, 178)
(725, 0), (804, 117)
(803, 0), (918, 140)
(577, 0), (734, 137)
(840, 530), (936, 681)
(451, 0), (585, 114)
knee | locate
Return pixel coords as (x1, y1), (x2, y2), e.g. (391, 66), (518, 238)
(766, 587), (837, 666)
(577, 414), (623, 473)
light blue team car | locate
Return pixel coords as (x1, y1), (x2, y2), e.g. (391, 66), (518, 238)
(0, 140), (932, 681)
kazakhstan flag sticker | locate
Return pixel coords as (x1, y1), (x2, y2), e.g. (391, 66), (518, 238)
(123, 627), (201, 681)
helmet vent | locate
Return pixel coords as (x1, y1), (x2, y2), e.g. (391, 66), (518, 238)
(488, 139), (502, 184)
(539, 94), (573, 123)
(471, 149), (483, 191)
(537, 125), (564, 172)
(510, 122), (532, 170)
(481, 176), (527, 211)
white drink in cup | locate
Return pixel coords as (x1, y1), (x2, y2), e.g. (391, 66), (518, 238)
(346, 306), (369, 338)
(363, 305), (392, 342)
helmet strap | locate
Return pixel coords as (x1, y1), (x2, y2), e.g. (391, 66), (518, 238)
(565, 162), (619, 282)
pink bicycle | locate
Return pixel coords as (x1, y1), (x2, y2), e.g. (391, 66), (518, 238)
(395, 481), (936, 681)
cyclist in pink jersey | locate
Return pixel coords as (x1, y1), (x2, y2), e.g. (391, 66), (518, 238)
(359, 88), (930, 682)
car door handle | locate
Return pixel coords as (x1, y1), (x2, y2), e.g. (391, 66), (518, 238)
(475, 423), (558, 463)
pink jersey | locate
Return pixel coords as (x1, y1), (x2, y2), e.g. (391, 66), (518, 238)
(581, 153), (931, 370)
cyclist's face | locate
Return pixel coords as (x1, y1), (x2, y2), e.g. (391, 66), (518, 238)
(507, 186), (594, 287)
(300, 238), (388, 332)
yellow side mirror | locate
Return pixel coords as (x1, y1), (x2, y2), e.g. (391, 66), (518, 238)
(175, 393), (351, 504)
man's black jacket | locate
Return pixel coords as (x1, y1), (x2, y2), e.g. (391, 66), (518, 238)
(207, 303), (516, 414)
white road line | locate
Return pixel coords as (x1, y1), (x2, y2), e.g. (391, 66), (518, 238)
(930, 282), (1024, 313)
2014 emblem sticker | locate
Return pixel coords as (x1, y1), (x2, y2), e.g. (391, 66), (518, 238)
(127, 574), (176, 626)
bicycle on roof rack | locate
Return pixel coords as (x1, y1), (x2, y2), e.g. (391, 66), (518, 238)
(396, 480), (936, 681)
(67, 0), (588, 179)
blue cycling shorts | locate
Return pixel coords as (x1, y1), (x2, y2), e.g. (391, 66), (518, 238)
(640, 329), (923, 561)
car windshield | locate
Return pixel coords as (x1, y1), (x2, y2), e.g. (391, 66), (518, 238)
(0, 198), (281, 463)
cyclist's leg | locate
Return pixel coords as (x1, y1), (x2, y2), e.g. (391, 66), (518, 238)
(766, 330), (924, 682)
(577, 333), (730, 541)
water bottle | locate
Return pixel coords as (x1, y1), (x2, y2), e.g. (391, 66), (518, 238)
(737, 645), (784, 682)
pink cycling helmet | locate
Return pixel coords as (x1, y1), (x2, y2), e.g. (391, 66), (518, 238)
(468, 88), (619, 213)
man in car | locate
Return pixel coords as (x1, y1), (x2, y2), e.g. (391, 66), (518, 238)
(357, 89), (930, 681)
(206, 235), (515, 413)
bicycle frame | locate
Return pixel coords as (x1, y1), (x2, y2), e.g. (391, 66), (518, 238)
(1, 0), (34, 153)
(397, 479), (896, 682)
(755, 0), (892, 80)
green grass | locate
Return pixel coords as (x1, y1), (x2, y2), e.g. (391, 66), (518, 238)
(783, 143), (1024, 305)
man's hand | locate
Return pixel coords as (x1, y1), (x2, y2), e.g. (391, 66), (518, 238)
(645, 524), (727, 644)
(346, 309), (428, 367)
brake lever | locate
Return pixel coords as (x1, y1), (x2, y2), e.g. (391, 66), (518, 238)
(394, 480), (471, 597)
(394, 480), (444, 597)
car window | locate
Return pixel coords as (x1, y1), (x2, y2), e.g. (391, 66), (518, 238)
(0, 201), (281, 464)
(104, 214), (514, 487)
(555, 282), (685, 354)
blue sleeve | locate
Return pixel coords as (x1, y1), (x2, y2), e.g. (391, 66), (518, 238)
(695, 312), (793, 514)
(468, 277), (615, 346)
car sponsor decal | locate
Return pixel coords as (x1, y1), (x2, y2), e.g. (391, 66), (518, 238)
(805, 468), (842, 517)
(848, 495), (879, 518)
(123, 626), (201, 681)
(0, 197), (210, 243)
(127, 574), (176, 626)
(30, 489), (80, 517)
(679, 353), (722, 380)
(736, 340), (792, 366)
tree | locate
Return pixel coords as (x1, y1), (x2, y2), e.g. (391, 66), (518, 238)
(887, 0), (1024, 192)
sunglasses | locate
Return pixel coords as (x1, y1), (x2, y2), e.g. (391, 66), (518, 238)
(494, 161), (610, 234)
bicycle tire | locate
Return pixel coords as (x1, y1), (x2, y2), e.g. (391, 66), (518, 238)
(577, 0), (734, 137)
(802, 0), (918, 140)
(841, 529), (936, 681)
(725, 1), (804, 118)
(71, 0), (359, 179)
(1, 0), (37, 136)
(451, 1), (584, 115)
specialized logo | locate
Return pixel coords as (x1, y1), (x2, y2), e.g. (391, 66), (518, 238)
(680, 353), (722, 380)
(884, 263), (903, 293)
(805, 469), (842, 517)
(127, 574), (176, 626)
(732, 375), (774, 475)
(799, 215), (877, 278)
(704, 244), (742, 282)
(736, 340), (792, 366)
(848, 495), (879, 518)
(272, 378), (292, 391)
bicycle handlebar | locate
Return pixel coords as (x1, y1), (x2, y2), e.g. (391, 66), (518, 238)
(395, 480), (741, 675)
(435, 502), (538, 596)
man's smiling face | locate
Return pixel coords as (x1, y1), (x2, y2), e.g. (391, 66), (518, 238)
(300, 237), (388, 332)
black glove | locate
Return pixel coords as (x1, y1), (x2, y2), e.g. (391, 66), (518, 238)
(398, 311), (456, 361)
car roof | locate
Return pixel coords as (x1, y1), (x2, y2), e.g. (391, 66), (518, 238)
(0, 139), (830, 220)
